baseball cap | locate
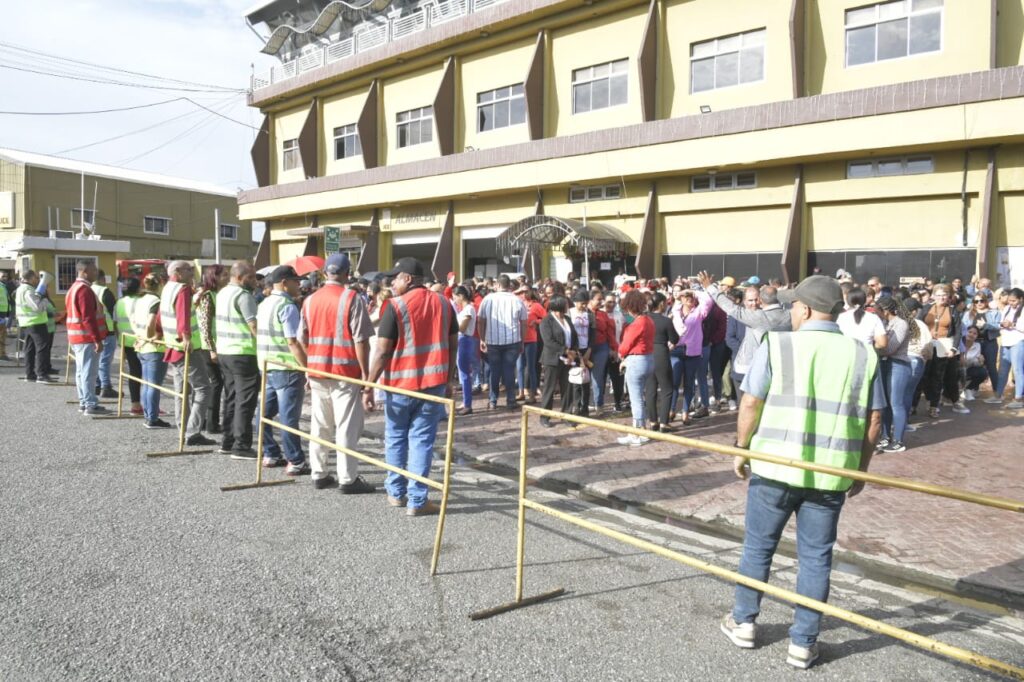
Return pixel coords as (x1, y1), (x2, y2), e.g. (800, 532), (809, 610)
(269, 265), (301, 284)
(747, 276), (761, 285)
(778, 275), (844, 316)
(325, 253), (351, 275)
(718, 276), (736, 288)
(382, 256), (427, 278)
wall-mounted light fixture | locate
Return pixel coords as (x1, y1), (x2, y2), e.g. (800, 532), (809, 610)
(699, 105), (712, 114)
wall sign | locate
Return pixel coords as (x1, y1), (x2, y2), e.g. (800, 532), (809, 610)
(0, 192), (13, 229)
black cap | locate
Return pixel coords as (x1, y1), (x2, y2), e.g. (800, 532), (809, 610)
(382, 257), (426, 278)
(778, 275), (845, 316)
(269, 265), (301, 284)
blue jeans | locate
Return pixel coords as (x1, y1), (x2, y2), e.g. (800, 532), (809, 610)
(904, 356), (926, 421)
(139, 352), (167, 421)
(517, 341), (539, 396)
(881, 358), (911, 443)
(733, 475), (846, 647)
(623, 354), (653, 426)
(97, 334), (117, 389)
(487, 343), (520, 407)
(457, 335), (477, 409)
(589, 342), (610, 408)
(72, 342), (99, 409)
(995, 340), (1024, 399)
(262, 370), (306, 465)
(670, 350), (702, 414)
(384, 384), (447, 509)
(696, 344), (711, 405)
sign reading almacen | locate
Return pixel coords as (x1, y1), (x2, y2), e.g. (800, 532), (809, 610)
(0, 192), (13, 229)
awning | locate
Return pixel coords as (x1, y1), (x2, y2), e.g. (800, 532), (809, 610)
(496, 215), (635, 261)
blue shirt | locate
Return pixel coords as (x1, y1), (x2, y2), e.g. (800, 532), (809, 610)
(741, 320), (887, 410)
(272, 291), (301, 339)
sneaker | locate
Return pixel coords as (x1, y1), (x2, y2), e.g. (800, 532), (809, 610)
(629, 435), (650, 447)
(262, 457), (286, 468)
(904, 423), (918, 432)
(78, 405), (86, 413)
(285, 462), (311, 476)
(875, 436), (890, 452)
(100, 387), (118, 399)
(145, 418), (173, 429)
(340, 476), (376, 494)
(84, 405), (109, 416)
(130, 407), (144, 416)
(963, 389), (976, 402)
(951, 402), (970, 414)
(186, 434), (217, 447)
(407, 500), (440, 517)
(230, 448), (258, 460)
(36, 376), (61, 385)
(216, 446), (235, 455)
(883, 441), (906, 453)
(313, 475), (337, 489)
(983, 397), (1004, 405)
(692, 406), (709, 419)
(720, 614), (756, 649)
(1008, 400), (1024, 410)
(786, 642), (820, 670)
(928, 407), (940, 419)
(387, 495), (406, 507)
(728, 399), (738, 412)
(616, 434), (633, 445)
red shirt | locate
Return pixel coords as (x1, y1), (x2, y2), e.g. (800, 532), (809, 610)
(592, 309), (618, 351)
(524, 301), (546, 343)
(163, 283), (193, 363)
(618, 315), (654, 357)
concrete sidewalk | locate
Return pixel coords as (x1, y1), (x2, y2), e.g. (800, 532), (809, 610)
(365, 390), (1024, 608)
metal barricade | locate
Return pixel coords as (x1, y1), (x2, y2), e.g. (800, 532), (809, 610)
(220, 358), (457, 577)
(470, 406), (1024, 680)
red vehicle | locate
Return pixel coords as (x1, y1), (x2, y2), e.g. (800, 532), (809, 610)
(117, 259), (167, 282)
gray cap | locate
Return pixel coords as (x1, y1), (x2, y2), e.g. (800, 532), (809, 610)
(778, 275), (844, 316)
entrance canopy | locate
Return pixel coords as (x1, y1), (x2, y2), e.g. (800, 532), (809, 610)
(496, 215), (634, 261)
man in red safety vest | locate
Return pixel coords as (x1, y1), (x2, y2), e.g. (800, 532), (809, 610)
(366, 257), (458, 516)
(65, 259), (110, 415)
(300, 253), (375, 493)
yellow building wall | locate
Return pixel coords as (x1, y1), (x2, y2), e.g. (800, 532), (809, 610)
(453, 192), (535, 227)
(322, 88), (369, 176)
(807, 196), (982, 251)
(997, 0), (1024, 67)
(807, 0), (993, 95)
(663, 0), (793, 118)
(459, 39), (535, 152)
(382, 65), (444, 166)
(272, 105), (310, 185)
(548, 6), (646, 137)
(659, 166), (796, 213)
(662, 207), (790, 254)
(274, 239), (307, 264)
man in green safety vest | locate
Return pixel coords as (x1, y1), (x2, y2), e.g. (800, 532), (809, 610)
(215, 260), (260, 460)
(721, 275), (884, 670)
(16, 270), (59, 384)
(255, 265), (309, 475)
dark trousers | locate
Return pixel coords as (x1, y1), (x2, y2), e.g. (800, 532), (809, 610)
(23, 323), (51, 381)
(922, 356), (960, 407)
(965, 365), (988, 391)
(124, 346), (142, 404)
(709, 341), (730, 402)
(220, 354), (260, 450)
(645, 348), (674, 425)
(606, 356), (625, 408)
(570, 369), (591, 417)
(539, 364), (570, 418)
(199, 349), (224, 431)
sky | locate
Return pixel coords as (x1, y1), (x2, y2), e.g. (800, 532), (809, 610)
(0, 0), (278, 201)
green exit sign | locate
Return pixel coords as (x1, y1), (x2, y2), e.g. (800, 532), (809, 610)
(324, 226), (341, 254)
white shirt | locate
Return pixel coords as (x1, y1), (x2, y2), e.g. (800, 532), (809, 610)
(999, 305), (1024, 347)
(456, 302), (476, 337)
(478, 290), (527, 345)
(837, 309), (885, 346)
(558, 317), (572, 350)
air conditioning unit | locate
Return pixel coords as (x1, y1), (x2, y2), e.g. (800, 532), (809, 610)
(50, 230), (74, 239)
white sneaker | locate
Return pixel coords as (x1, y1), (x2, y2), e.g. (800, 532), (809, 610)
(787, 642), (820, 669)
(904, 423), (918, 432)
(628, 435), (649, 447)
(983, 397), (1004, 405)
(720, 614), (756, 649)
(728, 399), (738, 412)
(951, 402), (970, 414)
(616, 434), (633, 445)
(1007, 400), (1024, 410)
(963, 389), (976, 402)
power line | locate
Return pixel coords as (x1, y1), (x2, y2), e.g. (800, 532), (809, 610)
(0, 63), (245, 94)
(53, 108), (210, 155)
(117, 97), (243, 166)
(0, 98), (186, 115)
(0, 41), (243, 92)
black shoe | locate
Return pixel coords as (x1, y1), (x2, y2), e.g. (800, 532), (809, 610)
(186, 434), (216, 447)
(145, 418), (173, 429)
(883, 441), (907, 453)
(217, 446), (235, 455)
(313, 475), (338, 490)
(340, 476), (376, 495)
(207, 425), (223, 435)
(85, 405), (110, 416)
(36, 376), (61, 385)
(540, 418), (555, 428)
(230, 448), (258, 460)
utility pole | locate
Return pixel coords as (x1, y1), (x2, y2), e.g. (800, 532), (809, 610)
(79, 172), (85, 238)
(214, 208), (221, 263)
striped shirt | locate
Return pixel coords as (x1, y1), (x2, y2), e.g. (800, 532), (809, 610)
(478, 290), (527, 346)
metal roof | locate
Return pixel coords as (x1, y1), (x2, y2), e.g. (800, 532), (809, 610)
(0, 148), (239, 198)
(496, 215), (635, 258)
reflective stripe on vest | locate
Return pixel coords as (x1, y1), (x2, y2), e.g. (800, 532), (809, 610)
(131, 294), (161, 354)
(303, 283), (360, 379)
(65, 280), (107, 344)
(215, 284), (256, 356)
(749, 331), (877, 492)
(382, 287), (450, 391)
(115, 297), (137, 348)
(256, 293), (296, 368)
(16, 284), (47, 326)
(91, 283), (114, 332)
(160, 281), (200, 348)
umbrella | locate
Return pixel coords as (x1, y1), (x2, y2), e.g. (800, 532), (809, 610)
(286, 255), (325, 276)
(357, 271), (385, 283)
(256, 265), (277, 277)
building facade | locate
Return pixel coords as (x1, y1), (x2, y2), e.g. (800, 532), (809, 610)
(0, 149), (255, 305)
(240, 0), (1024, 287)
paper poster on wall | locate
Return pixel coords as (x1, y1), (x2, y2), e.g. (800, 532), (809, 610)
(599, 262), (612, 271)
(996, 247), (1024, 289)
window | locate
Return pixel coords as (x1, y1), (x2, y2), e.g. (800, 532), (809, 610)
(282, 138), (301, 171)
(572, 59), (628, 114)
(477, 83), (526, 132)
(690, 29), (766, 93)
(846, 155), (935, 178)
(219, 223), (238, 241)
(144, 216), (171, 235)
(70, 208), (95, 229)
(845, 0), (942, 67)
(396, 106), (434, 148)
(690, 171), (758, 192)
(333, 124), (361, 160)
(55, 255), (97, 294)
(568, 183), (622, 203)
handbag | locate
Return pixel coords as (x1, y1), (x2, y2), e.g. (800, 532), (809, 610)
(568, 366), (590, 385)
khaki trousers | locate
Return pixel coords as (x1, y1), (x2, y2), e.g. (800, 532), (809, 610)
(309, 377), (364, 483)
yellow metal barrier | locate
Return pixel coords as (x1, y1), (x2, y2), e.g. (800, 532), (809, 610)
(221, 358), (457, 577)
(470, 406), (1024, 681)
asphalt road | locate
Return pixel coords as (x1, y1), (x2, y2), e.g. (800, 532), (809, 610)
(1, 358), (1022, 681)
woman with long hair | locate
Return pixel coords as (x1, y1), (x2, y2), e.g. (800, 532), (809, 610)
(195, 264), (229, 433)
(516, 287), (545, 404)
(917, 284), (966, 418)
(134, 273), (170, 429)
(837, 287), (887, 349)
(900, 297), (931, 431)
(537, 295), (578, 427)
(875, 296), (913, 452)
(669, 288), (712, 424)
(644, 292), (679, 432)
(984, 287), (1024, 409)
(617, 289), (655, 446)
(453, 285), (477, 415)
(961, 292), (1001, 398)
(114, 277), (145, 415)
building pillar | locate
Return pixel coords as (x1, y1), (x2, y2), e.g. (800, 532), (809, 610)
(979, 147), (998, 279)
(781, 165), (804, 285)
(634, 182), (657, 279)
